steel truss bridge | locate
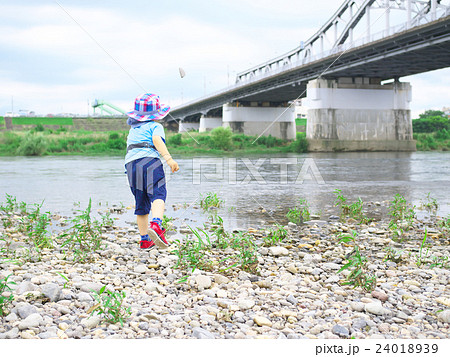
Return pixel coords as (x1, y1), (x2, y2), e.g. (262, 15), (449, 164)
(170, 0), (450, 121)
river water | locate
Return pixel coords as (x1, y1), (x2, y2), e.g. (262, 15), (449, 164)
(0, 152), (448, 230)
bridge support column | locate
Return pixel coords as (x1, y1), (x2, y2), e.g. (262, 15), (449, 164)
(199, 115), (222, 132)
(306, 78), (416, 152)
(222, 103), (296, 140)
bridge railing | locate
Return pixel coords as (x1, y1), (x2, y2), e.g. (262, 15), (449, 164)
(236, 9), (450, 85)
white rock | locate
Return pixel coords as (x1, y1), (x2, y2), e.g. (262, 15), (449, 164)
(18, 313), (43, 330)
(437, 310), (450, 323)
(81, 315), (102, 329)
(134, 264), (148, 274)
(269, 246), (289, 256)
(213, 274), (229, 285)
(195, 275), (212, 290)
(350, 301), (365, 312)
(238, 299), (255, 310)
(254, 315), (272, 327)
(365, 302), (389, 316)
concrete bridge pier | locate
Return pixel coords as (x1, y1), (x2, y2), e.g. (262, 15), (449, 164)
(305, 78), (416, 151)
(222, 102), (296, 140)
(199, 115), (222, 132)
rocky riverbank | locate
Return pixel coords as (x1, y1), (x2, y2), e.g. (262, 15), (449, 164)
(0, 206), (449, 339)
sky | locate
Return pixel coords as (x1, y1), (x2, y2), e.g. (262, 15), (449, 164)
(0, 0), (449, 119)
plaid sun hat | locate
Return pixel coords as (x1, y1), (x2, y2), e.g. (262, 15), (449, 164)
(126, 93), (170, 121)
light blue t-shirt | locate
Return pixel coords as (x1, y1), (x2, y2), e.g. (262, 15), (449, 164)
(124, 121), (165, 165)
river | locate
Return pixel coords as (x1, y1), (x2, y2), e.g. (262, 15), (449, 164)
(0, 152), (448, 230)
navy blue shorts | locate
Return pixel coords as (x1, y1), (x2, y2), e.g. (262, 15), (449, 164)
(126, 157), (167, 215)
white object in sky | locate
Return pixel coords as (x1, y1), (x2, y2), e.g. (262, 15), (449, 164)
(179, 67), (186, 78)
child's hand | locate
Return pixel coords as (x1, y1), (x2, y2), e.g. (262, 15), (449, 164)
(167, 158), (179, 173)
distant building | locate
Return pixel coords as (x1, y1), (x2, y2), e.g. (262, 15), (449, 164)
(442, 107), (450, 118)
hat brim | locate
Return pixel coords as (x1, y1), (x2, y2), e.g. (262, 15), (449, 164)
(126, 104), (170, 121)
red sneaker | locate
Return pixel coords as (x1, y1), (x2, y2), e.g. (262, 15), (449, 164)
(148, 221), (169, 249)
(140, 239), (155, 250)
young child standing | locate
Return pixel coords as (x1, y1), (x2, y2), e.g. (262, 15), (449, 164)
(124, 93), (179, 250)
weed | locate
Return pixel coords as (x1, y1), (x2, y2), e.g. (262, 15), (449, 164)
(224, 232), (259, 273)
(420, 193), (439, 215)
(333, 190), (369, 223)
(263, 224), (288, 246)
(59, 198), (105, 262)
(200, 192), (224, 210)
(286, 198), (311, 224)
(19, 202), (53, 251)
(416, 230), (431, 267)
(388, 194), (415, 237)
(90, 286), (131, 326)
(0, 274), (16, 316)
(383, 246), (404, 263)
(172, 226), (214, 277)
(162, 215), (175, 232)
(338, 231), (376, 292)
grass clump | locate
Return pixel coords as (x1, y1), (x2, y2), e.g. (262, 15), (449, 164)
(199, 192), (224, 210)
(333, 190), (369, 223)
(388, 194), (415, 240)
(90, 285), (131, 326)
(58, 198), (105, 262)
(263, 224), (289, 246)
(286, 198), (311, 224)
(0, 275), (16, 316)
(338, 230), (376, 292)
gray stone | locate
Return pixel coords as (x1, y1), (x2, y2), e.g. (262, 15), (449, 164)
(134, 264), (148, 274)
(238, 299), (255, 310)
(269, 246), (289, 256)
(148, 328), (159, 334)
(17, 303), (38, 319)
(437, 310), (450, 323)
(195, 275), (212, 290)
(1, 327), (19, 339)
(38, 331), (58, 339)
(138, 322), (149, 330)
(18, 313), (43, 330)
(80, 282), (103, 293)
(77, 292), (93, 302)
(5, 312), (18, 323)
(42, 283), (62, 302)
(192, 327), (215, 339)
(332, 324), (349, 337)
(352, 318), (367, 330)
(81, 315), (102, 329)
(322, 263), (341, 270)
(365, 302), (388, 316)
(287, 294), (298, 305)
(15, 281), (40, 294)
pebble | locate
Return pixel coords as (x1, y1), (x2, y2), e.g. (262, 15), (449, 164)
(192, 327), (216, 339)
(41, 283), (62, 302)
(254, 316), (272, 327)
(18, 313), (43, 330)
(365, 302), (389, 316)
(437, 310), (450, 323)
(238, 300), (255, 310)
(195, 275), (212, 290)
(332, 324), (349, 337)
(269, 246), (289, 256)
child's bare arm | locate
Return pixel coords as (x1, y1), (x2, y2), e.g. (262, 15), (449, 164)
(153, 135), (179, 173)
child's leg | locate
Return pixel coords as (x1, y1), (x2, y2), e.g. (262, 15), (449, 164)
(136, 214), (149, 236)
(151, 199), (165, 220)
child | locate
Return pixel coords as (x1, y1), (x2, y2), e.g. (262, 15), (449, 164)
(124, 93), (179, 250)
